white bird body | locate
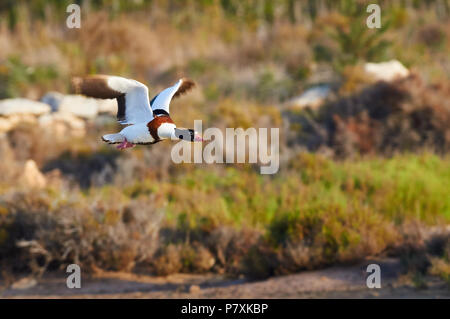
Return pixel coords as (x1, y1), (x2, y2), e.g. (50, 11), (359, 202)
(120, 122), (155, 144)
(72, 75), (200, 149)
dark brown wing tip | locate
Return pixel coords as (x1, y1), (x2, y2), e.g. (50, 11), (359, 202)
(70, 75), (123, 99)
(174, 78), (196, 98)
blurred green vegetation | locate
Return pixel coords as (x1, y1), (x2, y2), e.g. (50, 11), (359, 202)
(1, 0), (449, 100)
(0, 0), (449, 280)
(164, 153), (450, 230)
(1, 0), (449, 28)
(0, 56), (58, 99)
(1, 152), (449, 277)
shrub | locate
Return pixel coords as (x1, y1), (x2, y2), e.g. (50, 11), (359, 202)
(0, 191), (163, 275)
(286, 74), (450, 157)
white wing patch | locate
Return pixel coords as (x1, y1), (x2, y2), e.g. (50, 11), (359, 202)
(107, 76), (153, 125)
(150, 79), (183, 115)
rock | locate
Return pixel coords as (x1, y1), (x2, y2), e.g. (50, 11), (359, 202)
(288, 85), (331, 109)
(39, 112), (86, 137)
(11, 277), (38, 290)
(8, 114), (38, 125)
(0, 98), (50, 116)
(97, 99), (118, 115)
(19, 160), (47, 189)
(55, 112), (85, 131)
(0, 117), (14, 133)
(39, 112), (85, 130)
(0, 114), (38, 133)
(40, 91), (64, 112)
(37, 113), (54, 127)
(41, 92), (117, 116)
(94, 114), (117, 127)
(189, 285), (201, 294)
(364, 60), (410, 82)
(58, 95), (99, 119)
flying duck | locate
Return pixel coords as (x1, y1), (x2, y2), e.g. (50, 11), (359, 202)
(71, 75), (202, 149)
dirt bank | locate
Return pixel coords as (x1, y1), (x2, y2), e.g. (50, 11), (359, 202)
(1, 258), (449, 299)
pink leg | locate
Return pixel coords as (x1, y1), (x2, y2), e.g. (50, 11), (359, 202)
(116, 138), (135, 150)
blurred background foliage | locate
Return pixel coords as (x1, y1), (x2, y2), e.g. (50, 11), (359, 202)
(0, 0), (450, 284)
(0, 0), (449, 99)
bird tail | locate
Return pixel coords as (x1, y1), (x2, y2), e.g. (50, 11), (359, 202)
(102, 133), (125, 144)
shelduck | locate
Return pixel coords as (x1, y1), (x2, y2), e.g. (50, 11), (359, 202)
(72, 75), (202, 149)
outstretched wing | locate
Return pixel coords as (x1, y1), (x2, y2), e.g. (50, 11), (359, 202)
(72, 75), (153, 124)
(150, 78), (195, 116)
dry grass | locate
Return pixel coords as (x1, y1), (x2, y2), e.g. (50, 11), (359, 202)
(0, 2), (449, 282)
(1, 150), (449, 279)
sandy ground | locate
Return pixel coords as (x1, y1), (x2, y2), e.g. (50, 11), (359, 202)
(1, 258), (449, 299)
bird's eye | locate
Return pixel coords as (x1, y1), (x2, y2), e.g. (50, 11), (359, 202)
(179, 135), (183, 139)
